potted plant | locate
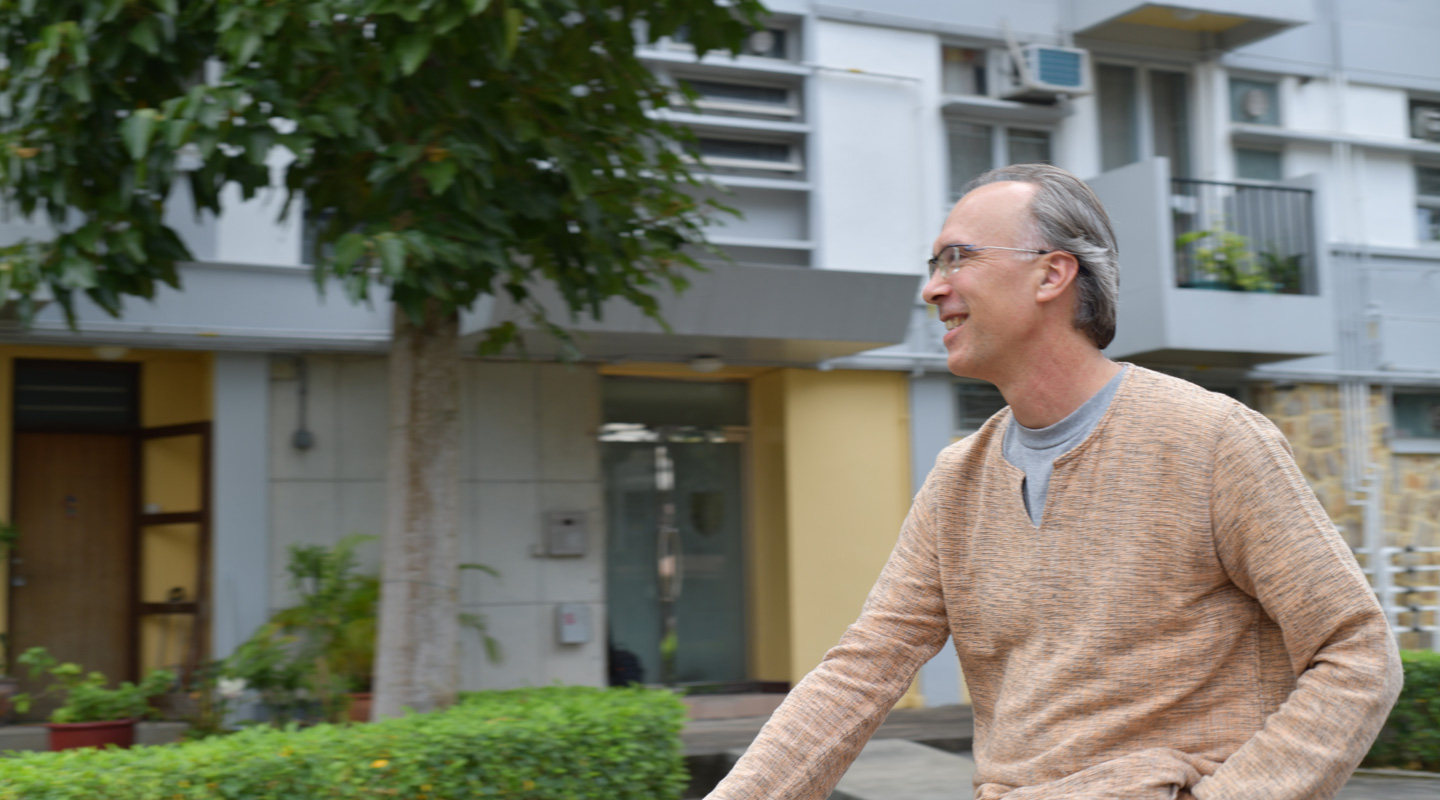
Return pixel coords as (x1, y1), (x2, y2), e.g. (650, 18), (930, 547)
(1176, 227), (1274, 292)
(1258, 250), (1305, 294)
(227, 534), (500, 724)
(12, 647), (174, 750)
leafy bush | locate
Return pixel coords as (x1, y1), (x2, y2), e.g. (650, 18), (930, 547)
(12, 647), (174, 724)
(0, 686), (689, 800)
(1365, 649), (1440, 772)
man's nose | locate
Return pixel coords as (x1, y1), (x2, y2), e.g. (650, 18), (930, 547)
(921, 270), (949, 305)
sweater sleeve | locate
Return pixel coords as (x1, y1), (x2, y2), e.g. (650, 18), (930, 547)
(706, 482), (952, 800)
(1193, 406), (1402, 800)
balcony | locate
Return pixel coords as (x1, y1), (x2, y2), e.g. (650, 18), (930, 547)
(1092, 158), (1333, 367)
(1171, 178), (1316, 295)
(1072, 1), (1312, 51)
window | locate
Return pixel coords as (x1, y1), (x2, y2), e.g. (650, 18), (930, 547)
(1097, 65), (1191, 176)
(695, 136), (802, 175)
(1418, 165), (1440, 242)
(1230, 78), (1280, 126)
(946, 121), (1052, 202)
(1394, 391), (1440, 441)
(1411, 100), (1440, 142)
(678, 78), (798, 119)
(941, 47), (988, 96)
(669, 26), (791, 61)
(1236, 147), (1283, 182)
(955, 382), (1008, 435)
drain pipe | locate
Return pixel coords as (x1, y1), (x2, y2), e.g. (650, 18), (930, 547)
(1323, 0), (1396, 631)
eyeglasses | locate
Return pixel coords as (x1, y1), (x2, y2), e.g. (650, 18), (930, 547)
(927, 244), (1053, 279)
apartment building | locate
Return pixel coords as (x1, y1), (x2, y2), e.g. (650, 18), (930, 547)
(1, 0), (1436, 709)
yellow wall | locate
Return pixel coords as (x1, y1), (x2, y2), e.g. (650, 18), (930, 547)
(0, 344), (211, 674)
(775, 369), (921, 705)
(746, 370), (791, 682)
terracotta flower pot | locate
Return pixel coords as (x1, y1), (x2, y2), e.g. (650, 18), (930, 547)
(46, 719), (136, 751)
(347, 692), (372, 723)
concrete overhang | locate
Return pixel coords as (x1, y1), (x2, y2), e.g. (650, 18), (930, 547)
(460, 263), (921, 367)
(1072, 1), (1313, 51)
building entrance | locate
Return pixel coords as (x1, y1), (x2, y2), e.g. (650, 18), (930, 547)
(7, 358), (211, 716)
(600, 378), (747, 687)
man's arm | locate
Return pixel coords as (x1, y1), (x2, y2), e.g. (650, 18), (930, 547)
(707, 483), (952, 800)
(1193, 406), (1403, 800)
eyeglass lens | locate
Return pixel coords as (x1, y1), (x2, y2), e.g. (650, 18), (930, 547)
(929, 245), (972, 278)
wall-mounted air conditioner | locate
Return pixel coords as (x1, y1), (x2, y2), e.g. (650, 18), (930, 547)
(992, 44), (1092, 102)
(1412, 105), (1440, 142)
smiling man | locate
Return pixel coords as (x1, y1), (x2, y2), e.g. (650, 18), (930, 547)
(707, 164), (1401, 800)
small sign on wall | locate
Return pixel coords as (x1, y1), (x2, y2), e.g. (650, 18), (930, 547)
(556, 603), (591, 644)
(543, 511), (587, 557)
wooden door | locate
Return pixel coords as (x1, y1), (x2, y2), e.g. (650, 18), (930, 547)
(11, 433), (135, 707)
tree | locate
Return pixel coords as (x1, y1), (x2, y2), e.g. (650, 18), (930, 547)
(0, 0), (763, 717)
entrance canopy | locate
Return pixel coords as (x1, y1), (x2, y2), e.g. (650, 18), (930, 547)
(461, 263), (921, 367)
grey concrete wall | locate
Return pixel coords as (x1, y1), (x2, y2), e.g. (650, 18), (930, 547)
(910, 374), (965, 707)
(1227, 0), (1440, 93)
(266, 355), (607, 691)
(211, 353), (271, 660)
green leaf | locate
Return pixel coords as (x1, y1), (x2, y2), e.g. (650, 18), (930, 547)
(421, 159), (458, 196)
(465, 0), (493, 13)
(503, 9), (524, 60)
(376, 235), (406, 279)
(332, 232), (366, 271)
(59, 70), (90, 103)
(120, 109), (159, 161)
(128, 18), (160, 55)
(395, 33), (432, 76)
(236, 30), (263, 65)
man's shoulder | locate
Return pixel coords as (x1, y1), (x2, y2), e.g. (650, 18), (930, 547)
(1118, 365), (1250, 426)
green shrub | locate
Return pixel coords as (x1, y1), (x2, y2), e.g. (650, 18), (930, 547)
(0, 686), (689, 800)
(1365, 649), (1440, 772)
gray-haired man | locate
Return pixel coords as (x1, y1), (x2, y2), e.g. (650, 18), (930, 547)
(708, 164), (1400, 799)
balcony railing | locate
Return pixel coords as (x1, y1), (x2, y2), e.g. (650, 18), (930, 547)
(1170, 178), (1316, 295)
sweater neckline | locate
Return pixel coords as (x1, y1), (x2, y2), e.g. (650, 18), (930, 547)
(988, 363), (1141, 525)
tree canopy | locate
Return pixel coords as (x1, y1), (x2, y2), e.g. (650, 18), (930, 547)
(0, 0), (764, 343)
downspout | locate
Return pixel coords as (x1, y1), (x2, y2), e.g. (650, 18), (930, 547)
(1323, 0), (1394, 634)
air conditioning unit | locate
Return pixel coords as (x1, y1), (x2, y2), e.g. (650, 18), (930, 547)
(1412, 105), (1440, 142)
(992, 44), (1092, 102)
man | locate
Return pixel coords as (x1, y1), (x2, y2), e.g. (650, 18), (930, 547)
(708, 164), (1402, 799)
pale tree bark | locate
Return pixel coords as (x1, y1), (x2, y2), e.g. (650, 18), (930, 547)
(373, 299), (462, 719)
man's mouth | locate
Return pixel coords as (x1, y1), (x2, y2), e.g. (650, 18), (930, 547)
(944, 315), (967, 331)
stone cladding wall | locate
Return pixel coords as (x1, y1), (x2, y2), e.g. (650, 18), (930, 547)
(1250, 383), (1440, 651)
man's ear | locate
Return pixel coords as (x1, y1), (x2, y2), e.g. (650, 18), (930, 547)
(1036, 251), (1080, 304)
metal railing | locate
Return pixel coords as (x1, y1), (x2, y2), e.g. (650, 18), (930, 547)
(1355, 545), (1440, 650)
(1170, 178), (1316, 294)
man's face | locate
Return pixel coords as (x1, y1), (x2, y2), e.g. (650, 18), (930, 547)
(924, 181), (1047, 381)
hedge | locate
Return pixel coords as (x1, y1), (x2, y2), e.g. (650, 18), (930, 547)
(0, 686), (689, 800)
(1365, 649), (1440, 773)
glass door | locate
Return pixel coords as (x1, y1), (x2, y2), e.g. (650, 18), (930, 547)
(603, 427), (747, 687)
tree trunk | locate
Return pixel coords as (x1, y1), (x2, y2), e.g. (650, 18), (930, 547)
(373, 299), (462, 719)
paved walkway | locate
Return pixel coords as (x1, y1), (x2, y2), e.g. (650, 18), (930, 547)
(683, 707), (1440, 799)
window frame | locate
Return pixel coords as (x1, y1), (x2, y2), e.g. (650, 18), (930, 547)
(692, 134), (804, 175)
(953, 380), (1009, 438)
(1228, 75), (1283, 127)
(1390, 386), (1440, 454)
(1234, 145), (1285, 183)
(1094, 58), (1196, 178)
(944, 117), (1056, 204)
(671, 74), (802, 120)
(1417, 163), (1440, 245)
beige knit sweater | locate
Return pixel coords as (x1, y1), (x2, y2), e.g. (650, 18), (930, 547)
(709, 366), (1402, 800)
